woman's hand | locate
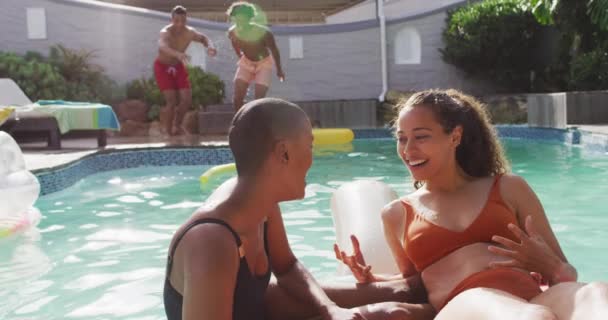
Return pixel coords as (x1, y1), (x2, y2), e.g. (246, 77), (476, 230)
(488, 215), (571, 284)
(334, 235), (375, 284)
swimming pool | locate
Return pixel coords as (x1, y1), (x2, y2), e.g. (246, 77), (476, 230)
(1, 138), (607, 319)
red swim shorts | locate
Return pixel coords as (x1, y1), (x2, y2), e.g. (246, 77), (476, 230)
(154, 59), (191, 91)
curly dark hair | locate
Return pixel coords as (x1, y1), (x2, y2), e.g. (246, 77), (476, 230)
(226, 1), (257, 20)
(395, 89), (510, 189)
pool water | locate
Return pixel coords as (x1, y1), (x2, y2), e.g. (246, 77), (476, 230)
(1, 139), (607, 319)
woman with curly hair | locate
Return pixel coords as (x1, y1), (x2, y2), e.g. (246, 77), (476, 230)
(337, 89), (608, 319)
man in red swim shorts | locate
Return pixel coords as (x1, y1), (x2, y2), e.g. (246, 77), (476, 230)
(155, 5), (217, 135)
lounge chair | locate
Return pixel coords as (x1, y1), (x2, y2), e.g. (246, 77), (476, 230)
(0, 78), (119, 149)
(0, 79), (62, 148)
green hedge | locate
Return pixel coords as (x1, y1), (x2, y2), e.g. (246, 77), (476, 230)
(568, 46), (608, 91)
(0, 45), (124, 104)
(126, 66), (225, 121)
(188, 66), (225, 109)
(0, 52), (67, 101)
(441, 0), (542, 91)
(0, 46), (225, 119)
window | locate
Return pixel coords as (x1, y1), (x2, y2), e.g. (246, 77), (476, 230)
(26, 8), (47, 40)
(289, 36), (303, 59)
(394, 27), (421, 64)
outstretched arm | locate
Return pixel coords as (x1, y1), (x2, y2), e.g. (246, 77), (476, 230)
(334, 199), (427, 304)
(267, 205), (363, 320)
(334, 200), (417, 282)
(193, 29), (210, 47)
(193, 29), (217, 57)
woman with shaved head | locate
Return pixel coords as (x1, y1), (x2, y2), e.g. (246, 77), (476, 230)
(163, 98), (435, 320)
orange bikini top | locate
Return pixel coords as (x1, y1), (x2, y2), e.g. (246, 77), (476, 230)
(403, 175), (520, 272)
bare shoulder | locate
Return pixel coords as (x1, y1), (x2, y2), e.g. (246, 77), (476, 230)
(179, 218), (239, 266)
(182, 221), (238, 249)
(398, 188), (425, 206)
(227, 27), (237, 40)
(498, 173), (530, 194)
(159, 27), (172, 43)
(183, 26), (198, 40)
(381, 198), (406, 223)
(186, 26), (198, 35)
(498, 173), (535, 209)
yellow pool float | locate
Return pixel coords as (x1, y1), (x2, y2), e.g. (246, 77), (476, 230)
(312, 128), (354, 145)
(200, 129), (355, 189)
(0, 107), (15, 126)
(199, 163), (236, 186)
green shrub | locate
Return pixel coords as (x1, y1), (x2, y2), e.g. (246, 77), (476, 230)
(0, 46), (123, 104)
(441, 0), (542, 91)
(23, 51), (46, 62)
(48, 44), (123, 103)
(0, 52), (67, 101)
(49, 45), (101, 82)
(187, 66), (225, 109)
(125, 77), (163, 121)
(147, 104), (162, 122)
(126, 65), (225, 121)
(126, 76), (163, 107)
(568, 46), (608, 91)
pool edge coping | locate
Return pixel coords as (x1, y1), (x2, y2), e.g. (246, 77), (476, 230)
(33, 126), (608, 195)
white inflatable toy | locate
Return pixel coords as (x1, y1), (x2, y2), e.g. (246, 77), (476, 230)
(331, 180), (400, 275)
(201, 178), (400, 277)
(0, 131), (41, 238)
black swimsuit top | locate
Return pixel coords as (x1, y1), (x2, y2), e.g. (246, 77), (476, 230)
(163, 218), (271, 320)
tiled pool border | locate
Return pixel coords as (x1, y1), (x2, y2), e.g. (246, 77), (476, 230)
(34, 145), (233, 196)
(34, 126), (608, 195)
